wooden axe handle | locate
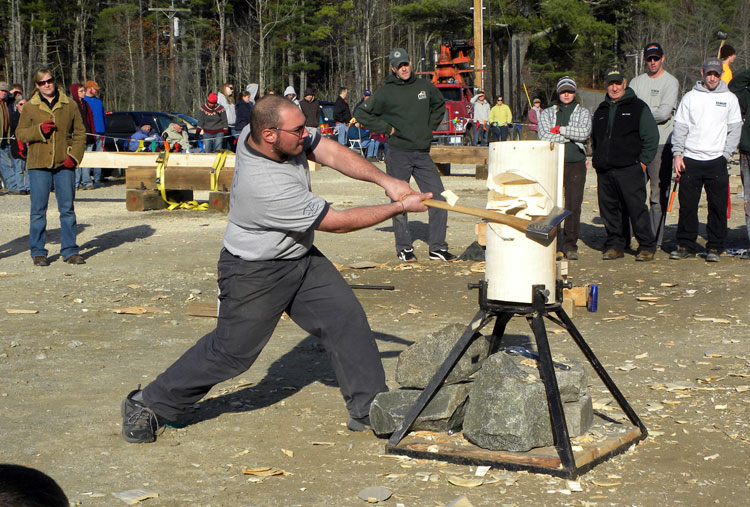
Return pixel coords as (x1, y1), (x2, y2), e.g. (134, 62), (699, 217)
(423, 199), (532, 235)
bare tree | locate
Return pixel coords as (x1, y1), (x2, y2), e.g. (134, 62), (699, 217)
(248, 0), (297, 94)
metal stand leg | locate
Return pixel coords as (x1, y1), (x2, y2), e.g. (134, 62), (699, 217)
(554, 307), (647, 435)
(387, 281), (647, 478)
(487, 311), (513, 354)
(387, 309), (493, 447)
(529, 286), (576, 474)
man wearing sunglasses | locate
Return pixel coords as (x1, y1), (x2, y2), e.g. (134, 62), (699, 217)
(121, 94), (432, 443)
(629, 42), (679, 248)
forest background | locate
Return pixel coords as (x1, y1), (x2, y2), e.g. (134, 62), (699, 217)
(2, 0), (749, 120)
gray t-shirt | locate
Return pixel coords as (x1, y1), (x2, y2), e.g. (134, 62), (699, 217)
(630, 71), (680, 145)
(223, 126), (328, 261)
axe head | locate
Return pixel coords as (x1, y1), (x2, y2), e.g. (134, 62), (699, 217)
(526, 207), (571, 242)
(717, 31), (728, 40)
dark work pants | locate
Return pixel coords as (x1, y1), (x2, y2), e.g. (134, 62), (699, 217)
(142, 247), (387, 421)
(558, 160), (587, 254)
(597, 164), (656, 252)
(491, 125), (509, 142)
(385, 149), (448, 253)
(676, 156), (729, 252)
(740, 153), (750, 247)
(645, 144), (673, 246)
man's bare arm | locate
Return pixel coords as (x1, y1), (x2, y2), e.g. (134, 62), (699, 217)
(308, 136), (412, 202)
(317, 193), (430, 233)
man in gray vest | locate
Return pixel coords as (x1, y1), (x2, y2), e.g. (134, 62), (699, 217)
(629, 42), (680, 247)
(120, 95), (432, 443)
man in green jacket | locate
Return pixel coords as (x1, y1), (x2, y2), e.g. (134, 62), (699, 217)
(356, 48), (456, 262)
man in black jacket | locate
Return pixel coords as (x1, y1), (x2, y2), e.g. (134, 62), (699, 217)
(333, 87), (351, 145)
(299, 88), (322, 130)
(591, 68), (659, 261)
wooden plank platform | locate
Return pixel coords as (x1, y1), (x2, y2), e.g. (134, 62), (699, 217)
(387, 419), (644, 478)
(126, 166), (235, 191)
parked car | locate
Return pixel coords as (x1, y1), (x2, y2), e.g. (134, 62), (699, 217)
(318, 100), (335, 137)
(104, 111), (198, 152)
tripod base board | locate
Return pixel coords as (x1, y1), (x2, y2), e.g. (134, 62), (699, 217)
(386, 419), (645, 478)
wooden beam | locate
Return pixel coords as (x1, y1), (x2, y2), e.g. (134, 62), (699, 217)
(429, 146), (488, 165)
(126, 166), (235, 191)
(81, 152), (236, 169)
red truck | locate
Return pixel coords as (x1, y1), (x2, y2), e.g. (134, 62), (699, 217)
(419, 39), (476, 146)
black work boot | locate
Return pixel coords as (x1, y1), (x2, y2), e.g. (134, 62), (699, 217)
(121, 387), (161, 443)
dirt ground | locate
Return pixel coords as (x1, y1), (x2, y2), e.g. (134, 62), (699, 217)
(1, 160), (748, 507)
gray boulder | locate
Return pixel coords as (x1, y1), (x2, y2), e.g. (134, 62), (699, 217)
(369, 384), (472, 436)
(395, 323), (491, 389)
(463, 352), (592, 452)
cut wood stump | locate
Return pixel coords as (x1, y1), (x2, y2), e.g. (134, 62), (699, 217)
(126, 189), (167, 212)
(209, 191), (230, 213)
(563, 286), (590, 307)
(435, 163), (451, 176)
(125, 189), (195, 211)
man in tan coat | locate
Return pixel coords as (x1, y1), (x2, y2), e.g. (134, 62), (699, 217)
(16, 68), (86, 266)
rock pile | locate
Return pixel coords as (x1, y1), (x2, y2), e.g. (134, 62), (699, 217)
(371, 323), (593, 452)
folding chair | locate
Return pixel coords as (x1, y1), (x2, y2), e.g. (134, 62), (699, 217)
(347, 125), (366, 157)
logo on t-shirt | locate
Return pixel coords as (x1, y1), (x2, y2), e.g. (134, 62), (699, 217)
(418, 90), (427, 100)
(715, 101), (727, 107)
(650, 89), (660, 96)
(303, 202), (321, 217)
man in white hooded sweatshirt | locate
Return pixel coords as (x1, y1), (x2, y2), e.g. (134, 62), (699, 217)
(670, 57), (742, 262)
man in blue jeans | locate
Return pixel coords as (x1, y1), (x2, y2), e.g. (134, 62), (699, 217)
(120, 95), (432, 443)
(82, 80), (106, 187)
(333, 87), (351, 145)
(0, 81), (16, 192)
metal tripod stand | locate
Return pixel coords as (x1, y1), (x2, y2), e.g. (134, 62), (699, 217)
(386, 281), (648, 478)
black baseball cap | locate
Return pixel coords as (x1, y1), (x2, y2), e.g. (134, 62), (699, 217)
(604, 68), (625, 85)
(644, 42), (663, 59)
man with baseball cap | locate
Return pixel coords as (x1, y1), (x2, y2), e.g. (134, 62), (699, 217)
(669, 57), (742, 262)
(470, 90), (491, 146)
(630, 42), (680, 248)
(356, 47), (456, 262)
(591, 68), (659, 261)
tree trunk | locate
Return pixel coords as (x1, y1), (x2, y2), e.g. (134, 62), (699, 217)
(287, 33), (294, 89)
(138, 0), (145, 109)
(126, 10), (136, 110)
(155, 16), (161, 110)
(216, 0), (228, 84)
(11, 0), (24, 84)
